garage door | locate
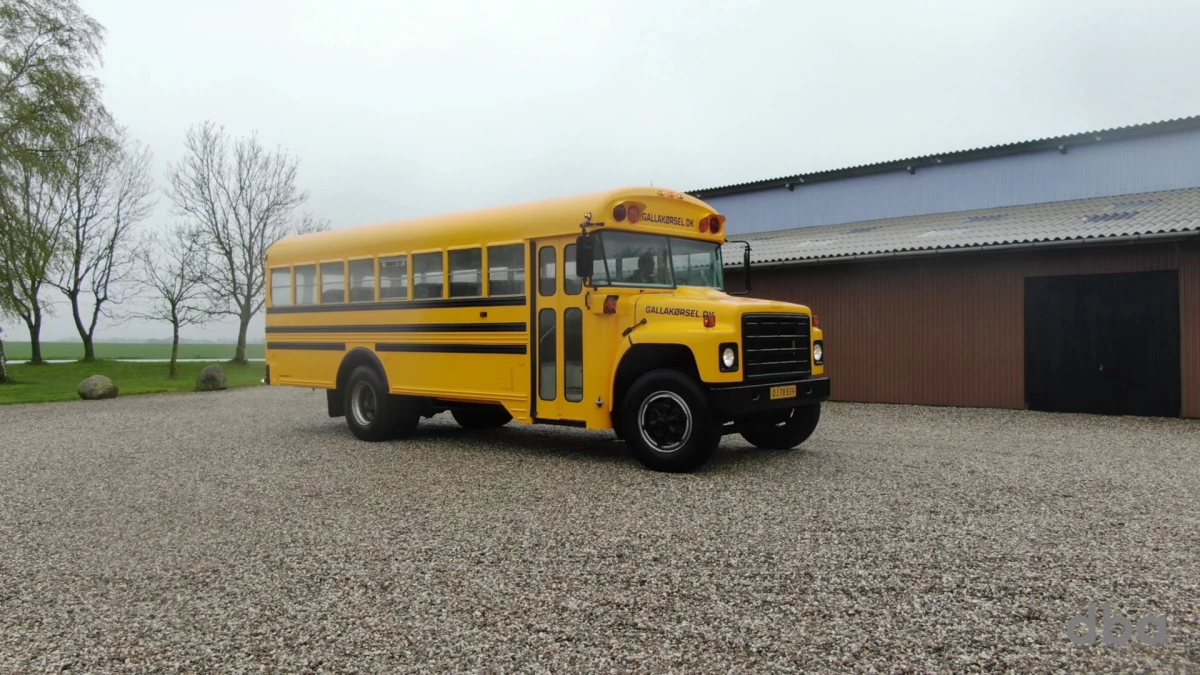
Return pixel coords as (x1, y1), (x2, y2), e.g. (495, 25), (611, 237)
(1024, 270), (1181, 417)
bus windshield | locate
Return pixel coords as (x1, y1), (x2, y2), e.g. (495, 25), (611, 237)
(592, 231), (724, 290)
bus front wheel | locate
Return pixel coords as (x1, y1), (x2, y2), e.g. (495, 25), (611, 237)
(620, 369), (719, 473)
(344, 366), (420, 441)
(739, 403), (821, 450)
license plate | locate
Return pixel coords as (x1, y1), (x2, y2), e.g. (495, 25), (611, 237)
(770, 385), (797, 400)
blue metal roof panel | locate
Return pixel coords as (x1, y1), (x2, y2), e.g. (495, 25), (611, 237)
(692, 115), (1200, 197)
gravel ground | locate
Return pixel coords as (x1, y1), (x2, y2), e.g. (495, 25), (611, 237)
(0, 387), (1197, 673)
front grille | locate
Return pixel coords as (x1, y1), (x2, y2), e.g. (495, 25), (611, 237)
(741, 313), (811, 381)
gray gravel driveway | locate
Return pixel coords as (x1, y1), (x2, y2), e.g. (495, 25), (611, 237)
(1, 387), (1197, 673)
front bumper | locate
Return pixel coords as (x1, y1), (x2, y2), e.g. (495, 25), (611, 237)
(707, 377), (830, 419)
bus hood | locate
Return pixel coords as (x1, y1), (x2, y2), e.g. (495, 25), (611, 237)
(630, 286), (812, 324)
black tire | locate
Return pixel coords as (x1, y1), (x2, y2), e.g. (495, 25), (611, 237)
(451, 406), (513, 429)
(739, 403), (821, 450)
(620, 369), (719, 473)
(343, 366), (421, 441)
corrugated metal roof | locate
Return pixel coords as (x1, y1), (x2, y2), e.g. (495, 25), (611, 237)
(721, 187), (1200, 267)
(692, 115), (1200, 197)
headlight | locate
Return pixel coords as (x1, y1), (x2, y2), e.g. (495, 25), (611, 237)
(719, 343), (738, 371)
(813, 341), (824, 364)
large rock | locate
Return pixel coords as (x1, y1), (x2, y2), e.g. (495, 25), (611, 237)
(78, 375), (119, 400)
(196, 364), (228, 392)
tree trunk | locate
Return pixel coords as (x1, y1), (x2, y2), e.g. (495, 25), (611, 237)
(69, 292), (95, 362)
(81, 333), (95, 362)
(169, 323), (180, 380)
(26, 311), (44, 365)
(0, 336), (8, 384)
(233, 308), (251, 364)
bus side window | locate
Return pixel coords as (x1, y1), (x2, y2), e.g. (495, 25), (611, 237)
(348, 259), (375, 302)
(295, 265), (317, 305)
(449, 248), (482, 298)
(564, 307), (583, 401)
(538, 246), (556, 297)
(380, 256), (408, 300)
(487, 244), (525, 296)
(539, 308), (556, 401)
(270, 267), (292, 306)
(413, 252), (444, 299)
(564, 244), (581, 295)
(320, 261), (346, 304)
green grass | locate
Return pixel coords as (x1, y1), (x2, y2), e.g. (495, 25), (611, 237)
(0, 360), (264, 405)
(2, 341), (265, 361)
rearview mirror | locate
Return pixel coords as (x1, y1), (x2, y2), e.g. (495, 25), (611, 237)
(576, 234), (595, 279)
(727, 240), (752, 295)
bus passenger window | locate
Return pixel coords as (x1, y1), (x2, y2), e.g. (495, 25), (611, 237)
(487, 244), (525, 296)
(564, 244), (582, 295)
(380, 256), (408, 300)
(295, 265), (317, 305)
(320, 261), (345, 303)
(449, 248), (482, 297)
(565, 308), (583, 402)
(539, 308), (556, 401)
(270, 268), (292, 306)
(538, 247), (556, 297)
(414, 252), (444, 299)
(348, 259), (375, 302)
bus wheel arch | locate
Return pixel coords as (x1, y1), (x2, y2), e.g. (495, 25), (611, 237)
(611, 344), (701, 437)
(331, 348), (390, 418)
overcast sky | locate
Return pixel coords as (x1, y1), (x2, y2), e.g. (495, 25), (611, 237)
(8, 0), (1200, 346)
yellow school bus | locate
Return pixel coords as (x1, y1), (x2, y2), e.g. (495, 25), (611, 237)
(263, 187), (829, 472)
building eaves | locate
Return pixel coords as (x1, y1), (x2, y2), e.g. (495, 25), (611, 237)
(691, 115), (1200, 198)
(721, 187), (1200, 268)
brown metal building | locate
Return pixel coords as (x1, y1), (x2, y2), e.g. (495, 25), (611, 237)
(719, 187), (1200, 419)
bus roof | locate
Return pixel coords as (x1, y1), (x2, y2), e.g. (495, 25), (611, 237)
(266, 186), (727, 265)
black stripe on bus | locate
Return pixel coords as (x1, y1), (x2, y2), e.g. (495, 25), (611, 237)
(266, 296), (527, 314)
(375, 343), (527, 355)
(264, 322), (527, 334)
(267, 342), (346, 351)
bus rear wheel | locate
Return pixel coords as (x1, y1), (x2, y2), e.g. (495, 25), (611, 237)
(451, 406), (513, 429)
(739, 403), (821, 450)
(620, 369), (719, 473)
(344, 366), (420, 441)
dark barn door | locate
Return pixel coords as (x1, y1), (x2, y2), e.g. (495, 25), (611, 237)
(1025, 270), (1180, 417)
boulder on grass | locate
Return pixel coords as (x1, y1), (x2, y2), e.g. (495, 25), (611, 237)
(78, 375), (119, 400)
(196, 364), (228, 392)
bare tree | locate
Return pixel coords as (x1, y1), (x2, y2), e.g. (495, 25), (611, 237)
(51, 110), (155, 361)
(0, 153), (67, 364)
(131, 224), (206, 379)
(166, 121), (328, 363)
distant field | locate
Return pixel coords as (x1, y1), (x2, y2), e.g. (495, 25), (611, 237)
(0, 360), (264, 405)
(3, 342), (265, 361)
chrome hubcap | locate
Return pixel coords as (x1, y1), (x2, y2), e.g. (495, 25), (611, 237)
(638, 391), (692, 453)
(350, 381), (376, 427)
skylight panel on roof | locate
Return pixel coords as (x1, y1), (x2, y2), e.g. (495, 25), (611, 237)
(1110, 199), (1161, 209)
(1082, 211), (1139, 223)
(918, 225), (975, 238)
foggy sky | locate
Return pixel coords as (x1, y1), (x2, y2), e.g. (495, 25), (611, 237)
(9, 0), (1200, 345)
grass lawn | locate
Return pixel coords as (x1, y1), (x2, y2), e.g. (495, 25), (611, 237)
(0, 360), (264, 405)
(3, 341), (265, 361)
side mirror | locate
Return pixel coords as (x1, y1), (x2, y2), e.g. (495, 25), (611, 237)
(726, 240), (753, 295)
(576, 234), (595, 279)
(743, 244), (752, 292)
